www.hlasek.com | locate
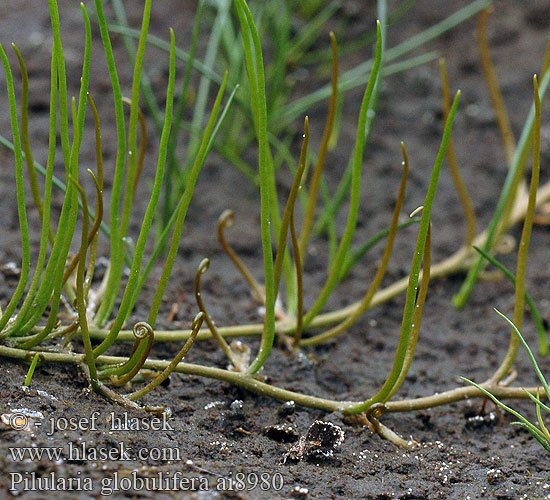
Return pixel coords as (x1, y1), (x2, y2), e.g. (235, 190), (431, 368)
(10, 471), (285, 495)
(9, 441), (181, 462)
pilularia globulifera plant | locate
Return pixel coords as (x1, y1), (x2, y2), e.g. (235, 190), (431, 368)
(0, 0), (549, 448)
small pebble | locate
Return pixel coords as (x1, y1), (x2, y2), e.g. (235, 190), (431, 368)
(228, 400), (244, 420)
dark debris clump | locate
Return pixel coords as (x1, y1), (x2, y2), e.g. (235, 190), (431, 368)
(283, 420), (345, 463)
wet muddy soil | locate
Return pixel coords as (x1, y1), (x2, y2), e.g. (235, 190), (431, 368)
(1, 1), (550, 498)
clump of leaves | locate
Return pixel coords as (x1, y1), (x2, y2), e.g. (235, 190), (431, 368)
(464, 310), (550, 452)
(0, 0), (235, 412)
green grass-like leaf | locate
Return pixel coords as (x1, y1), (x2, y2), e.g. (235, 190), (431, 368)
(462, 377), (550, 451)
(94, 27), (177, 357)
(303, 21), (383, 328)
(347, 90), (461, 414)
(233, 0), (277, 375)
(0, 44), (31, 333)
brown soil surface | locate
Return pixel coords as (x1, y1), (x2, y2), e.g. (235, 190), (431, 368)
(1, 1), (550, 499)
